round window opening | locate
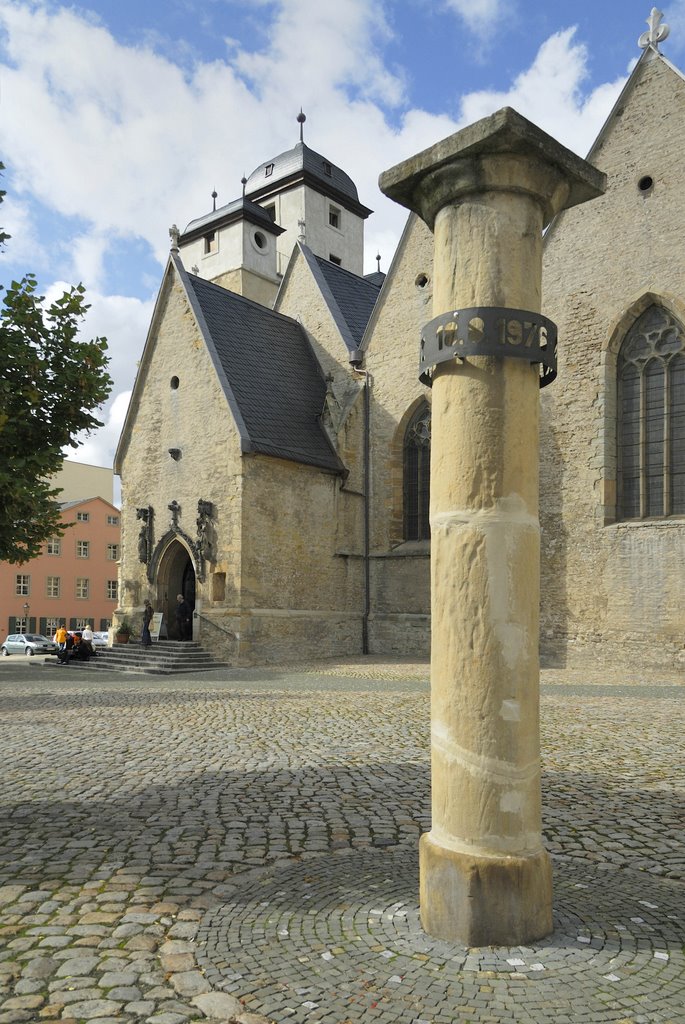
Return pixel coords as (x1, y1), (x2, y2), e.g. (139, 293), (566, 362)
(415, 273), (429, 289)
(170, 376), (180, 390)
(254, 231), (267, 250)
(638, 175), (654, 193)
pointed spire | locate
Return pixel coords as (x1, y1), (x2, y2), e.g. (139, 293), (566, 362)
(211, 189), (217, 211)
(297, 108), (306, 144)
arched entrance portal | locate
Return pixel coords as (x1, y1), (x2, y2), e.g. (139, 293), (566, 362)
(156, 538), (195, 639)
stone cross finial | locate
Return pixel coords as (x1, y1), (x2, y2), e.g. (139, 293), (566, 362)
(297, 218), (306, 244)
(168, 500), (181, 529)
(169, 224), (180, 251)
(639, 8), (669, 50)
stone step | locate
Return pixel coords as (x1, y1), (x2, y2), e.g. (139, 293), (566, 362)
(48, 640), (229, 676)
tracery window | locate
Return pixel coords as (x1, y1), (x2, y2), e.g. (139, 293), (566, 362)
(403, 402), (431, 540)
(617, 305), (685, 519)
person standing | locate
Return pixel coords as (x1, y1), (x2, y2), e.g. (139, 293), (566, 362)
(142, 599), (154, 647)
(176, 594), (192, 641)
(55, 623), (67, 652)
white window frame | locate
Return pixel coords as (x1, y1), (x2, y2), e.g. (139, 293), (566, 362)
(76, 578), (89, 600)
(15, 575), (30, 596)
(46, 576), (61, 598)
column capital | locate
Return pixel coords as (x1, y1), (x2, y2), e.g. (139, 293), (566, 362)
(379, 106), (605, 229)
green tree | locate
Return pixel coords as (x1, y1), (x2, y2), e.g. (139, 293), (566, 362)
(0, 167), (112, 563)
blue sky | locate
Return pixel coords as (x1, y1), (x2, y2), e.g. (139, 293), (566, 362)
(1, 0), (684, 469)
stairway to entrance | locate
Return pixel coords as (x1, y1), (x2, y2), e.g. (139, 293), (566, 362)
(62, 640), (229, 676)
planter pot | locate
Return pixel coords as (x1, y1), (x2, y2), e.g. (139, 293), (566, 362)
(115, 633), (130, 645)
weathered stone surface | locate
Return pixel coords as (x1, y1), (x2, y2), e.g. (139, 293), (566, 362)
(379, 109), (604, 945)
(191, 990), (242, 1018)
(160, 953), (195, 973)
(0, 888), (26, 907)
(21, 958), (57, 980)
(97, 970), (137, 989)
(54, 957), (99, 978)
(169, 970), (211, 997)
(61, 999), (122, 1019)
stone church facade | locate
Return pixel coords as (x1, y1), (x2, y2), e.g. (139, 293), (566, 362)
(114, 34), (685, 669)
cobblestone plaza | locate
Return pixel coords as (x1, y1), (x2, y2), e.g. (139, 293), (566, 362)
(0, 658), (683, 1023)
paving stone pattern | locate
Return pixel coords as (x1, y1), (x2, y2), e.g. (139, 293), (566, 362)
(0, 659), (682, 1024)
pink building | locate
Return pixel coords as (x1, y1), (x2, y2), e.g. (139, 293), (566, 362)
(0, 496), (121, 637)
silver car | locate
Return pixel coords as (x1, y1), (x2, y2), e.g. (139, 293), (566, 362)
(1, 633), (58, 656)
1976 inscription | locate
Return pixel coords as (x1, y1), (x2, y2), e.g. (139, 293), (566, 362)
(419, 306), (557, 387)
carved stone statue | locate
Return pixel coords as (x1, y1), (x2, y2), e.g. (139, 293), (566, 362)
(197, 500), (214, 562)
(136, 506), (153, 565)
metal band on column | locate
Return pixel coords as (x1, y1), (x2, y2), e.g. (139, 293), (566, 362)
(419, 307), (557, 387)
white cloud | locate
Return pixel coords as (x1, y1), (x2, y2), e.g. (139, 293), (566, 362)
(457, 28), (627, 156)
(664, 1), (685, 51)
(43, 282), (154, 470)
(0, 0), (632, 475)
(234, 0), (404, 107)
(70, 388), (132, 472)
(443, 0), (509, 34)
(0, 193), (45, 268)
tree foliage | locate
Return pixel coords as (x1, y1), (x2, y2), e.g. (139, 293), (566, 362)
(0, 166), (113, 563)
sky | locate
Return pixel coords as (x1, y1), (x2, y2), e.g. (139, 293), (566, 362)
(2, 0), (685, 476)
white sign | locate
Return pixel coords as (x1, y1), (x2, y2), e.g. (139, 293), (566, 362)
(150, 612), (164, 641)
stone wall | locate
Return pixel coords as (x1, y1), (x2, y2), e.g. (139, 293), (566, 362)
(118, 270), (245, 651)
(364, 215), (435, 655)
(540, 54), (685, 668)
(239, 455), (364, 662)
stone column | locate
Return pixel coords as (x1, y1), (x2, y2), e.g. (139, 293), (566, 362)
(380, 108), (604, 946)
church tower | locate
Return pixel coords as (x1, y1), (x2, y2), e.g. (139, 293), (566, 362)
(243, 112), (372, 277)
(177, 191), (285, 307)
(177, 114), (372, 303)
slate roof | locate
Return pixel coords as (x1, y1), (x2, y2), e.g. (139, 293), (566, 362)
(301, 248), (383, 354)
(364, 270), (386, 288)
(180, 197), (283, 244)
(245, 142), (372, 217)
(182, 269), (344, 474)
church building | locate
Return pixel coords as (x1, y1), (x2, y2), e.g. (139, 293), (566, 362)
(114, 16), (685, 669)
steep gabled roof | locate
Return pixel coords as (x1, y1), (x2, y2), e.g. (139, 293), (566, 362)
(182, 267), (345, 474)
(298, 245), (382, 355)
(545, 47), (684, 248)
(58, 496), (120, 513)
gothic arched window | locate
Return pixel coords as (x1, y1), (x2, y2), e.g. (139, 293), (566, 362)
(618, 305), (685, 519)
(403, 402), (431, 540)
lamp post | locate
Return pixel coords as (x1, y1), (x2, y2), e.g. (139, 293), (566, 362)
(22, 602), (30, 632)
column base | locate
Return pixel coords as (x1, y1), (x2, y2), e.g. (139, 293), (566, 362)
(419, 831), (553, 946)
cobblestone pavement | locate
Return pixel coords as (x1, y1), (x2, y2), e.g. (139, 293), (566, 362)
(0, 657), (682, 1024)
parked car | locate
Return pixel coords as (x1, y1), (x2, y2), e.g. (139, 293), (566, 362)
(91, 631), (109, 648)
(1, 634), (58, 656)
